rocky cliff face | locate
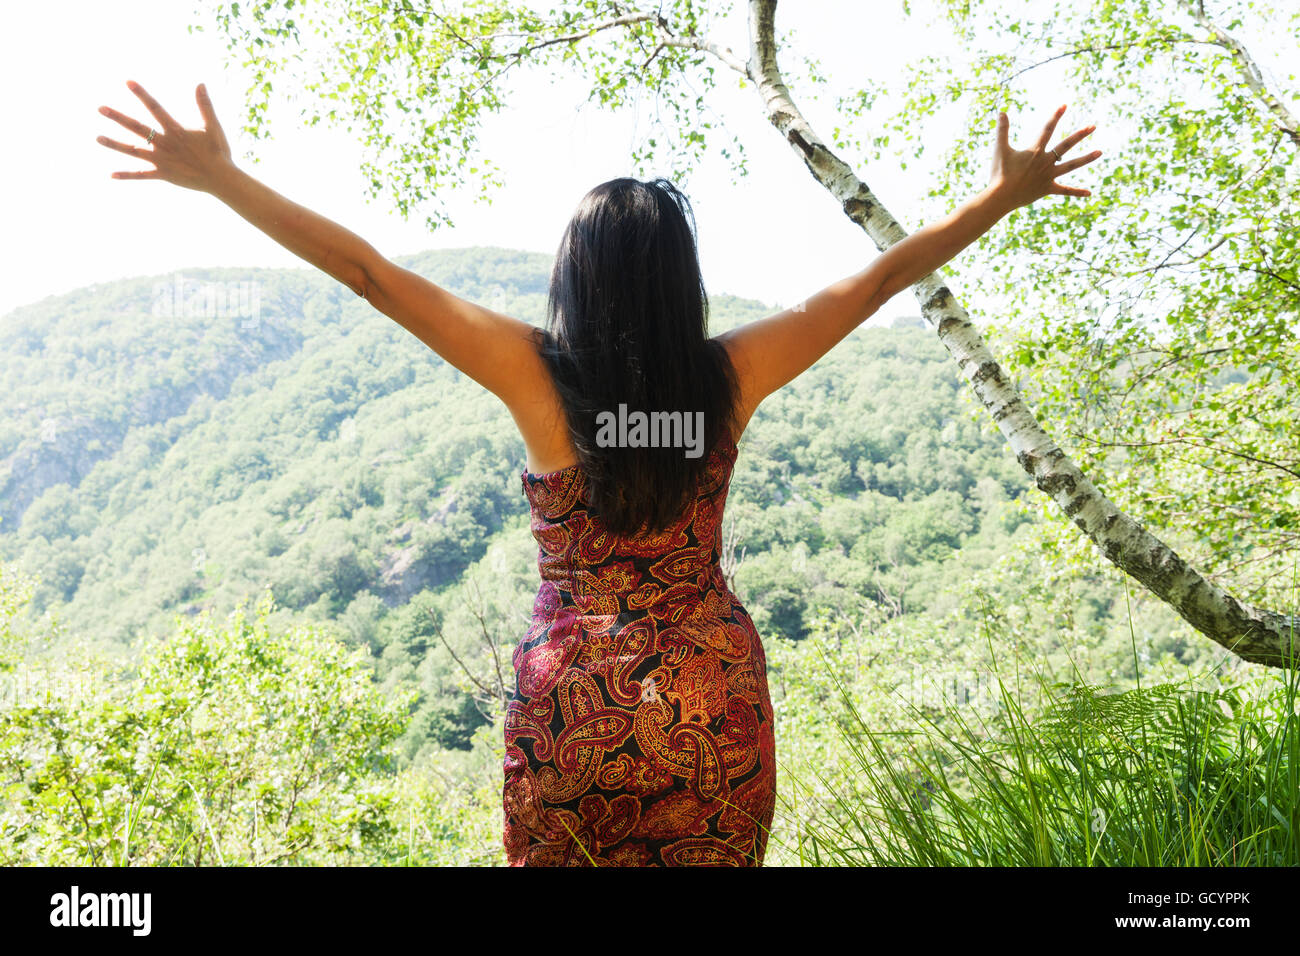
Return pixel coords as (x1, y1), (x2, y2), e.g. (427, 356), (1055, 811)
(0, 413), (125, 533)
(0, 284), (304, 534)
(376, 492), (460, 606)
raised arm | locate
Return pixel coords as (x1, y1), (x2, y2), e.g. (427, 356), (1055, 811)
(96, 81), (547, 412)
(716, 104), (1102, 434)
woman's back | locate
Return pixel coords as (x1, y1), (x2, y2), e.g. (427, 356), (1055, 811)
(503, 432), (777, 866)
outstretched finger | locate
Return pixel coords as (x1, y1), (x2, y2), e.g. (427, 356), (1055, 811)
(127, 80), (181, 132)
(996, 111), (1010, 153)
(1053, 149), (1102, 175)
(98, 105), (153, 140)
(195, 84), (221, 130)
(194, 83), (231, 152)
(96, 134), (153, 159)
(111, 169), (161, 180)
(1049, 181), (1092, 198)
(1051, 124), (1097, 157)
(1035, 104), (1067, 150)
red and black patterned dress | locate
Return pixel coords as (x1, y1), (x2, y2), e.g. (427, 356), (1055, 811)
(503, 434), (777, 866)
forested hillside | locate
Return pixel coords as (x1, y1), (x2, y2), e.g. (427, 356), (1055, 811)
(1, 247), (1189, 749)
(3, 248), (1281, 866)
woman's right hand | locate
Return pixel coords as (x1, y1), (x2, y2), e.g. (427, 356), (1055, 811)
(988, 104), (1101, 211)
(97, 81), (236, 193)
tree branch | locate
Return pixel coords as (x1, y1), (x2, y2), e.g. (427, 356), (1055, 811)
(427, 606), (501, 703)
(657, 34), (751, 77)
(1073, 432), (1300, 482)
(1179, 0), (1300, 145)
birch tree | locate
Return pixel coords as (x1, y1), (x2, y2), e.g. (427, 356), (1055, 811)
(879, 0), (1299, 609)
(202, 0), (1299, 667)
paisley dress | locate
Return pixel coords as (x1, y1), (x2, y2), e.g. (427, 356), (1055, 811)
(503, 435), (777, 866)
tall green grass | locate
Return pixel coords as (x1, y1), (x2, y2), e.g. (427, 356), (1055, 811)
(783, 581), (1299, 866)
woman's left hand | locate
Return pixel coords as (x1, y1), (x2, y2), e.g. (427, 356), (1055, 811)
(97, 81), (235, 192)
(988, 104), (1101, 211)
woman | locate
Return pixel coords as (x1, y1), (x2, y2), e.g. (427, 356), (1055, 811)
(97, 82), (1100, 865)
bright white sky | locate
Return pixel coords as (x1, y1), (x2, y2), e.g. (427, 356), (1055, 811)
(2, 0), (1092, 322)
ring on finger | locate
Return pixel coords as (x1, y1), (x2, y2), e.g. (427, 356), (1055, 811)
(146, 128), (157, 144)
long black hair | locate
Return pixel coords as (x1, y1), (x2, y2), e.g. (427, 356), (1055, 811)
(534, 177), (740, 537)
